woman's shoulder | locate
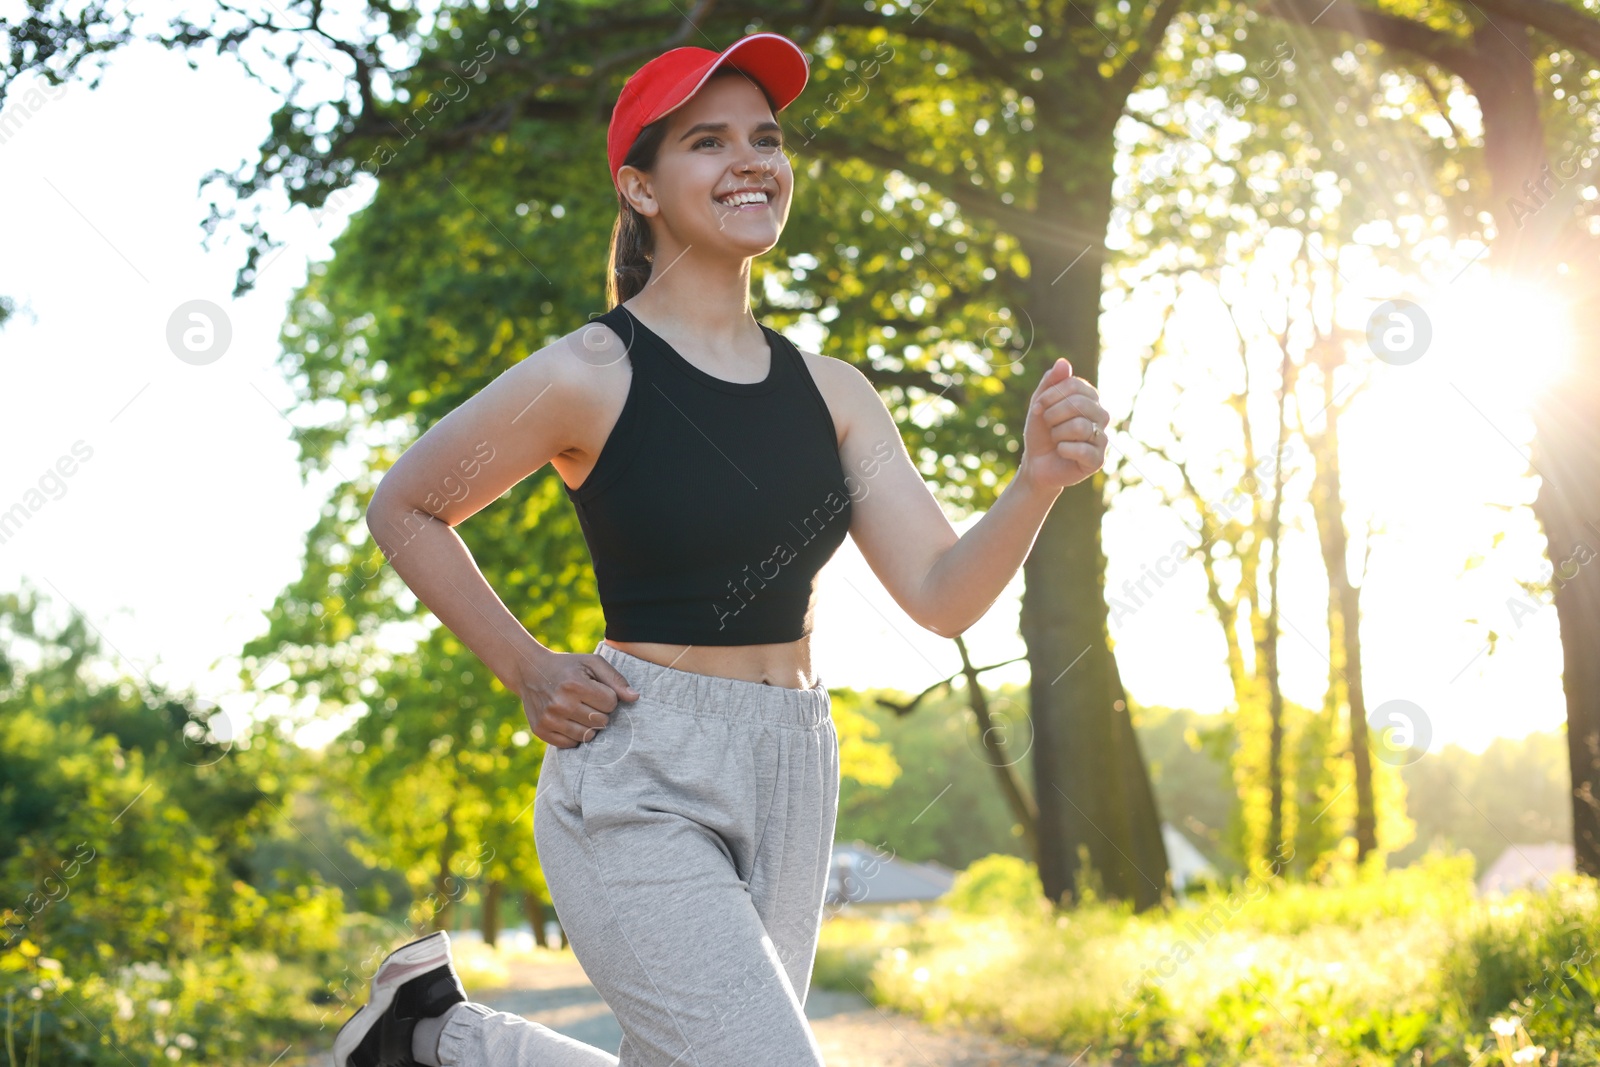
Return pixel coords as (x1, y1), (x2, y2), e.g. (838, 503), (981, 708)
(514, 315), (634, 403)
(473, 317), (633, 461)
(792, 346), (880, 448)
(791, 344), (857, 382)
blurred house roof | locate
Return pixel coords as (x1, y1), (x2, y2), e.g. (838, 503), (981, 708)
(1478, 842), (1573, 895)
(826, 826), (1221, 909)
(1162, 823), (1218, 893)
(825, 840), (957, 908)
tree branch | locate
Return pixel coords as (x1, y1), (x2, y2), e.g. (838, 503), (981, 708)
(1261, 0), (1480, 75)
(807, 134), (1108, 253)
(872, 653), (1028, 716)
(1463, 0), (1600, 63)
(1120, 106), (1198, 142)
(1110, 0), (1184, 100)
(1420, 68), (1462, 141)
(820, 8), (1024, 85)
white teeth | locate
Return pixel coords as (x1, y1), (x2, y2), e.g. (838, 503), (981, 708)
(718, 191), (769, 206)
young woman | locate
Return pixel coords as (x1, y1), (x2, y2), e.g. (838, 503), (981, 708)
(336, 30), (1108, 1067)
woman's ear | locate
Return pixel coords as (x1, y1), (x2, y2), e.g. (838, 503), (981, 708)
(616, 166), (658, 217)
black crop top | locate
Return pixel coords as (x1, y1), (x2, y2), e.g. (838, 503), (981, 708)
(562, 304), (853, 645)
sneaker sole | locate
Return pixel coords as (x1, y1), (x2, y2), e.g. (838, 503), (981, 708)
(331, 931), (454, 1066)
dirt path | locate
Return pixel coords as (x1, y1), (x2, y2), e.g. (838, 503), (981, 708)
(469, 955), (1098, 1067)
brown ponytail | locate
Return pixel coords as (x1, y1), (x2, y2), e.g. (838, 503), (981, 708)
(605, 179), (660, 309)
(605, 69), (781, 309)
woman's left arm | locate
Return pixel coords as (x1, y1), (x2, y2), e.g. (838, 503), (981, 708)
(830, 356), (1108, 637)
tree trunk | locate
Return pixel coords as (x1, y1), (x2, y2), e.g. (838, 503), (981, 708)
(1111, 651), (1172, 897)
(1527, 266), (1600, 877)
(1019, 189), (1166, 909)
(1307, 344), (1376, 860)
(1336, 567), (1374, 860)
(1263, 346), (1294, 863)
(431, 809), (458, 933)
(1466, 13), (1600, 876)
(1534, 355), (1600, 877)
(481, 878), (503, 948)
(523, 891), (549, 949)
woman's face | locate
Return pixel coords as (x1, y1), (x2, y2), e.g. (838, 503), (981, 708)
(619, 73), (792, 259)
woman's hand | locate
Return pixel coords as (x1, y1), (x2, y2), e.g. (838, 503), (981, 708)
(516, 651), (640, 749)
(1019, 357), (1109, 492)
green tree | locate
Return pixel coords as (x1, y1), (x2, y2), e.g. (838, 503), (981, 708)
(0, 584), (347, 1064)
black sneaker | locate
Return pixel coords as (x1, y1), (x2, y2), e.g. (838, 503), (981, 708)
(332, 930), (468, 1067)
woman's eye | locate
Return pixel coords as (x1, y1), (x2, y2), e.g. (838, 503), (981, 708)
(693, 136), (785, 149)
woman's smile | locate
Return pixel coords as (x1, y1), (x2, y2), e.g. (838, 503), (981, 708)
(715, 188), (775, 211)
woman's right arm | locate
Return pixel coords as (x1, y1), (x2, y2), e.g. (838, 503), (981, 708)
(364, 336), (638, 747)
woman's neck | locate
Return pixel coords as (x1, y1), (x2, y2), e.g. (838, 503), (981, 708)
(625, 254), (761, 353)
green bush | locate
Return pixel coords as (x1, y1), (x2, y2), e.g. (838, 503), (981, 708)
(1441, 874), (1600, 1053)
(942, 853), (1049, 917)
(0, 942), (327, 1066)
(813, 914), (915, 997)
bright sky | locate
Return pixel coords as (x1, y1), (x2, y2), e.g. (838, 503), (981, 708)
(0, 35), (1575, 757)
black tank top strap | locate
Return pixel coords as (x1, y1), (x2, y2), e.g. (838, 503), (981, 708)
(588, 303), (653, 378)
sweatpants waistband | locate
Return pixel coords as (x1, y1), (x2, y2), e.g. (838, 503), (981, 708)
(594, 641), (831, 729)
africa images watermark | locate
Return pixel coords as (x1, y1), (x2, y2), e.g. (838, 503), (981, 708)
(1108, 442), (1297, 626)
(1, 843), (97, 949)
(1115, 840), (1296, 1031)
(1505, 145), (1599, 230)
(709, 435), (896, 633)
(309, 40), (498, 227)
(790, 41), (898, 148)
(1503, 538), (1596, 632)
(370, 439), (499, 560)
(0, 439), (96, 548)
(0, 77), (68, 148)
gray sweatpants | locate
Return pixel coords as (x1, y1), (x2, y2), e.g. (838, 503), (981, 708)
(437, 640), (841, 1067)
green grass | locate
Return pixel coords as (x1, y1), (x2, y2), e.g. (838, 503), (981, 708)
(814, 852), (1600, 1066)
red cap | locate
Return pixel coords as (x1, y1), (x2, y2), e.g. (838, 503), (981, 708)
(607, 32), (810, 191)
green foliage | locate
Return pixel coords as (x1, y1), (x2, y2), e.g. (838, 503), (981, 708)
(1440, 875), (1600, 1051)
(1, 945), (328, 1067)
(832, 683), (1033, 871)
(0, 587), (348, 1064)
(813, 915), (915, 997)
(944, 854), (1048, 917)
(816, 851), (1600, 1066)
(1397, 733), (1574, 872)
(330, 623), (533, 931)
(1290, 695), (1349, 878)
(1188, 849), (1476, 935)
(1133, 705), (1238, 874)
(1144, 698), (1564, 890)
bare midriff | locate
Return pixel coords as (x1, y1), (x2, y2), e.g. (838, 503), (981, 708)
(603, 638), (819, 690)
